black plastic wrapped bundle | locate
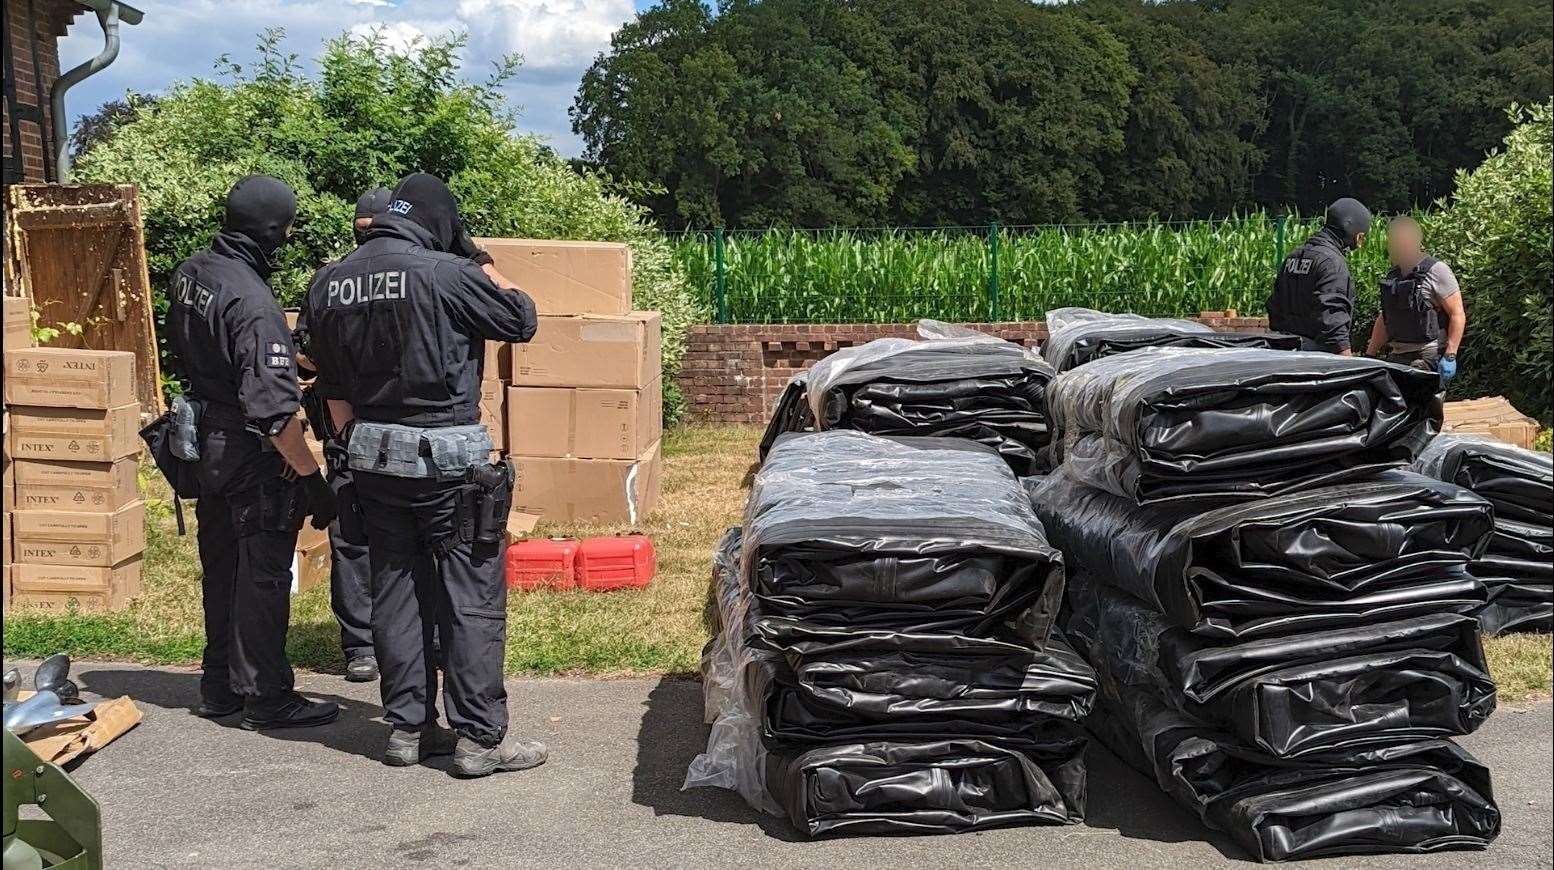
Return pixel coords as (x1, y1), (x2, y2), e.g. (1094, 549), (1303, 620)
(1024, 470), (1493, 639)
(1067, 574), (1494, 759)
(1045, 348), (1442, 502)
(1086, 685), (1500, 861)
(765, 737), (1086, 837)
(757, 334), (1055, 474)
(744, 622), (1095, 746)
(1040, 308), (1301, 373)
(1064, 582), (1501, 862)
(1413, 434), (1553, 633)
(744, 432), (1065, 637)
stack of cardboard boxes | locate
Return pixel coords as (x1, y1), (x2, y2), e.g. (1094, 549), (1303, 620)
(3, 346), (144, 612)
(480, 239), (663, 526)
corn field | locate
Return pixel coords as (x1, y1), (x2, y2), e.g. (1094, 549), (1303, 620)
(673, 215), (1396, 323)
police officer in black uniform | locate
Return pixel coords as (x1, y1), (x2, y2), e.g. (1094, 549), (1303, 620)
(302, 173), (543, 775)
(1268, 197), (1372, 354)
(165, 174), (341, 730)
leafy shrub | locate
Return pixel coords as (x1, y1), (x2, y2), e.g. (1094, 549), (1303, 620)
(73, 28), (704, 421)
(1427, 102), (1553, 420)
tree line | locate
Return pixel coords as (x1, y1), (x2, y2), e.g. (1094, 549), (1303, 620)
(571, 0), (1553, 229)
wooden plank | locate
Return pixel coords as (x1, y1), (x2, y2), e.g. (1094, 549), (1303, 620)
(6, 184), (163, 413)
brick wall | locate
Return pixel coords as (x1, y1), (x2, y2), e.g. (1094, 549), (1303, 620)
(679, 316), (1272, 423)
(4, 0), (78, 184)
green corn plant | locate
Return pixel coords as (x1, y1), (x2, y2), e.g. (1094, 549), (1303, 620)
(673, 214), (1399, 324)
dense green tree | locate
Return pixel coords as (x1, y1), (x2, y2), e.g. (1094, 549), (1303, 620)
(574, 0), (1552, 227)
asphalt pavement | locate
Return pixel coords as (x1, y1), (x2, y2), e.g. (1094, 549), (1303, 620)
(11, 661), (1553, 869)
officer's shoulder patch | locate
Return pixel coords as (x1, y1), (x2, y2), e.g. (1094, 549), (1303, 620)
(265, 353), (291, 370)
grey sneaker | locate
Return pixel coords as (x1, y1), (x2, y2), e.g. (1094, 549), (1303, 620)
(384, 724), (458, 767)
(345, 656), (379, 683)
(451, 734), (549, 778)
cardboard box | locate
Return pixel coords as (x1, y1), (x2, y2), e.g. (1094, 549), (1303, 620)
(507, 380), (662, 460)
(12, 501), (146, 566)
(4, 295), (33, 350)
(18, 694), (142, 765)
(2, 453), (13, 513)
(296, 522), (328, 552)
(511, 312), (661, 389)
(8, 404), (141, 461)
(13, 457), (139, 513)
(482, 340), (511, 381)
(292, 538), (331, 595)
(4, 348), (136, 409)
(476, 238), (633, 316)
(511, 440), (661, 525)
(480, 380), (507, 452)
(10, 556), (143, 611)
(1442, 396), (1541, 451)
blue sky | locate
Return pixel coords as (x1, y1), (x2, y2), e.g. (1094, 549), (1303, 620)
(58, 0), (662, 157)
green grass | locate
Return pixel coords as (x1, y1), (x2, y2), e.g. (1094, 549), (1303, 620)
(4, 425), (759, 677)
(676, 215), (1398, 323)
(4, 424), (1551, 700)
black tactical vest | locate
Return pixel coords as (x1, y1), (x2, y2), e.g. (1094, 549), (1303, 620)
(1379, 256), (1440, 344)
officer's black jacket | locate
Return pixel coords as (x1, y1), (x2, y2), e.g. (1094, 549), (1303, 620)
(1268, 226), (1354, 352)
(301, 214), (537, 427)
(165, 231), (302, 433)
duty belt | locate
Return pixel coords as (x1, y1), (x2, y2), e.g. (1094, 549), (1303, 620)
(347, 421), (493, 480)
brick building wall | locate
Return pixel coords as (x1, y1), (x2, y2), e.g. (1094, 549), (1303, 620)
(4, 0), (80, 184)
(678, 316), (1272, 423)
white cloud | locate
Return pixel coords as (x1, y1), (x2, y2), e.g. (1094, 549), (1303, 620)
(54, 0), (637, 155)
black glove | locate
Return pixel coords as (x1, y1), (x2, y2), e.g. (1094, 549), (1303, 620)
(301, 470), (338, 530)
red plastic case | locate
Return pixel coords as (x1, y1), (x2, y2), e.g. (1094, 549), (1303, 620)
(576, 535), (656, 591)
(505, 538), (579, 591)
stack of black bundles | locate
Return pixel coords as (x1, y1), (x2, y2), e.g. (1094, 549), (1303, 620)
(1029, 348), (1503, 861)
(1414, 434), (1554, 634)
(756, 331), (1056, 474)
(687, 432), (1094, 838)
(1040, 307), (1301, 373)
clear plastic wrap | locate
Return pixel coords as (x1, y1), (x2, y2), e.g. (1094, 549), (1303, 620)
(1412, 434), (1553, 634)
(1024, 469), (1493, 638)
(1046, 347), (1442, 502)
(757, 335), (1056, 474)
(1040, 307), (1299, 373)
(744, 432), (1064, 635)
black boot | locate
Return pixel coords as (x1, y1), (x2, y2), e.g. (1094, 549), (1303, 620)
(240, 692), (341, 730)
(195, 696), (243, 718)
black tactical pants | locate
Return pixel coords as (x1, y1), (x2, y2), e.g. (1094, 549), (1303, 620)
(353, 472), (509, 747)
(324, 445), (374, 660)
(196, 477), (302, 703)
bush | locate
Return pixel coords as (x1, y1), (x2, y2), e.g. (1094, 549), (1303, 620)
(72, 28), (704, 421)
(1427, 102), (1553, 421)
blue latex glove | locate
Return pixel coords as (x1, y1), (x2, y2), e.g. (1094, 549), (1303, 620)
(1439, 355), (1458, 385)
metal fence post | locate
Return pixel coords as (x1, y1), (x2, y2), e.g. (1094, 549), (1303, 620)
(713, 226), (728, 324)
(987, 220), (1001, 322)
(1274, 214), (1287, 270)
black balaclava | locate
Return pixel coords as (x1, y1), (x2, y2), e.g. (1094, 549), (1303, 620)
(354, 186), (392, 243)
(223, 174), (297, 257)
(385, 172), (461, 253)
(1324, 197), (1372, 250)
